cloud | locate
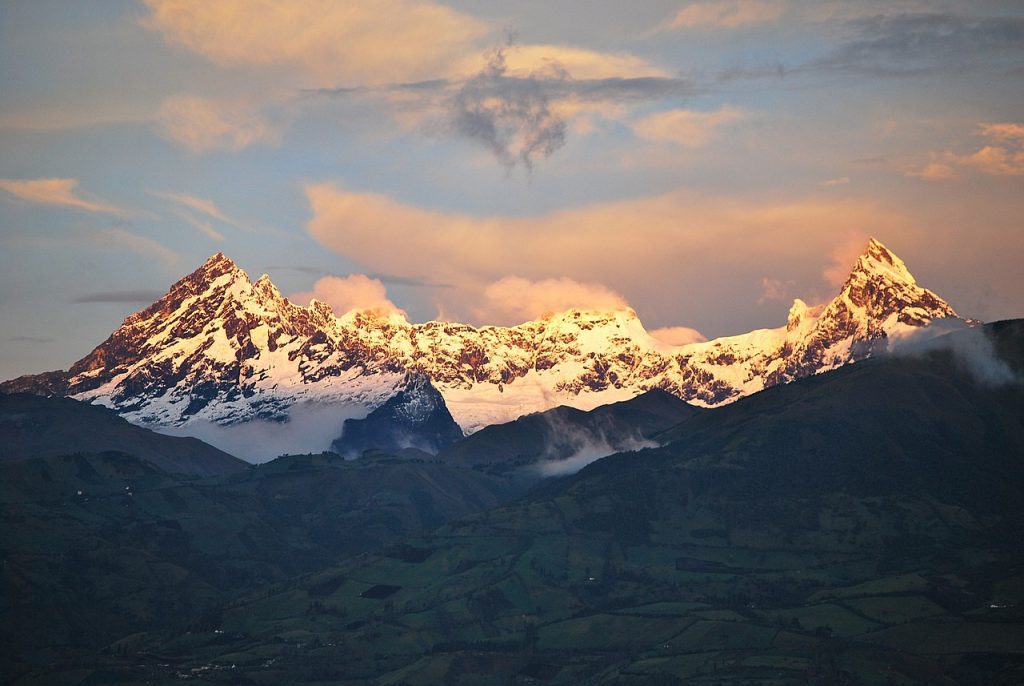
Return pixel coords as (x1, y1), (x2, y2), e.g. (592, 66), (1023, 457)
(910, 122), (1024, 180)
(907, 162), (957, 180)
(757, 276), (793, 304)
(450, 46), (568, 171)
(306, 40), (688, 168)
(304, 183), (915, 326)
(8, 336), (54, 344)
(156, 95), (278, 153)
(459, 43), (668, 81)
(158, 400), (369, 463)
(961, 145), (1024, 177)
(891, 323), (1021, 388)
(633, 106), (744, 147)
(151, 190), (251, 241)
(368, 273), (454, 289)
(480, 276), (629, 324)
(73, 290), (167, 305)
(152, 190), (243, 227)
(822, 234), (870, 288)
(822, 176), (850, 187)
(169, 209), (224, 241)
(648, 326), (708, 346)
(0, 178), (132, 217)
(980, 122), (1024, 141)
(91, 227), (178, 264)
(658, 0), (783, 31)
(291, 274), (405, 317)
(142, 0), (487, 86)
(815, 13), (1024, 77)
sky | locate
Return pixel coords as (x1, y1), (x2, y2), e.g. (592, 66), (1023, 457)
(1, 0), (1023, 379)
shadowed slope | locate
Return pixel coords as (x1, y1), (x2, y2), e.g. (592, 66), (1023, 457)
(0, 393), (245, 476)
(138, 321), (1024, 685)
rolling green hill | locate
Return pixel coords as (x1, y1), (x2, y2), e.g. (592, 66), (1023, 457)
(103, 321), (1024, 685)
(1, 451), (526, 682)
(438, 388), (701, 473)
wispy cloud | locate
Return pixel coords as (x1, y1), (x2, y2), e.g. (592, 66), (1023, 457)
(633, 106), (745, 147)
(757, 276), (794, 304)
(91, 227), (178, 264)
(368, 273), (454, 289)
(8, 335), (54, 344)
(169, 209), (225, 241)
(72, 290), (166, 305)
(822, 234), (870, 288)
(657, 0), (783, 32)
(150, 190), (251, 240)
(815, 12), (1024, 77)
(0, 178), (133, 217)
(156, 95), (278, 153)
(152, 190), (243, 227)
(907, 161), (957, 180)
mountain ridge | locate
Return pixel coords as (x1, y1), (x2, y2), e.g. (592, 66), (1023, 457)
(1, 238), (964, 434)
(0, 392), (246, 476)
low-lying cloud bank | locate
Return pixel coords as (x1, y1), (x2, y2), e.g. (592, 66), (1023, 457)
(889, 321), (1021, 388)
(158, 401), (370, 463)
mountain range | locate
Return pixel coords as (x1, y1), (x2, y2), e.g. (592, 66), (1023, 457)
(6, 319), (1017, 684)
(0, 238), (962, 448)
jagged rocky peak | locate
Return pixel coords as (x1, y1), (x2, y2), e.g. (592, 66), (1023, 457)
(855, 237), (915, 282)
(786, 298), (818, 332)
(253, 273), (280, 298)
(331, 372), (464, 457)
(837, 237), (958, 326)
(175, 251), (248, 296)
(1, 241), (973, 434)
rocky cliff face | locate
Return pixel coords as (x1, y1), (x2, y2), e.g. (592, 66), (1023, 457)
(1, 239), (963, 433)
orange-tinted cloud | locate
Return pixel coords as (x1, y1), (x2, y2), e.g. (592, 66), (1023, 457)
(648, 326), (708, 346)
(757, 276), (793, 304)
(305, 183), (915, 324)
(979, 122), (1024, 141)
(822, 233), (870, 288)
(0, 178), (132, 217)
(658, 0), (783, 31)
(961, 146), (1024, 177)
(459, 43), (667, 81)
(479, 276), (629, 324)
(291, 274), (406, 317)
(633, 106), (745, 147)
(907, 161), (957, 181)
(910, 122), (1024, 180)
(142, 0), (488, 85)
(156, 95), (278, 153)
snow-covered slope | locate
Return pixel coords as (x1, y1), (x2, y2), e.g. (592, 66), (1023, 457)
(1, 239), (963, 433)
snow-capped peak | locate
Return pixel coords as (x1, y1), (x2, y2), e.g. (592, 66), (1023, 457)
(847, 237), (918, 289)
(1, 241), (971, 435)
